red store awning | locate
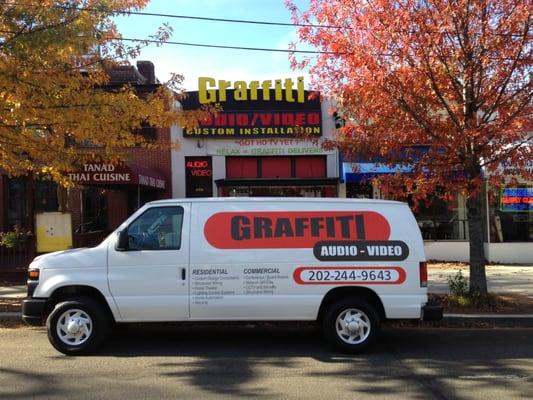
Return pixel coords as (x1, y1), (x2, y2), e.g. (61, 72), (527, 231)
(68, 162), (166, 190)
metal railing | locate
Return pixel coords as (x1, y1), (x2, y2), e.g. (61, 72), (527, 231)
(0, 237), (36, 283)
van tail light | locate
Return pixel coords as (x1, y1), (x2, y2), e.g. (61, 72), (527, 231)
(419, 262), (428, 287)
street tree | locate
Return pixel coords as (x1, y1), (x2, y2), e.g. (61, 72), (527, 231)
(287, 0), (532, 294)
(0, 0), (206, 185)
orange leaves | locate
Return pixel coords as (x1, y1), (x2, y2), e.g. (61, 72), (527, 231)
(287, 0), (532, 197)
(0, 1), (202, 183)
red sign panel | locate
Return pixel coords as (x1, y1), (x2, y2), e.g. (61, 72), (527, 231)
(204, 211), (391, 249)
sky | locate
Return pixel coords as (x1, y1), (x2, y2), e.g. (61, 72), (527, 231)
(115, 0), (312, 91)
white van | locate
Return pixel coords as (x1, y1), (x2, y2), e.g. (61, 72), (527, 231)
(22, 198), (442, 355)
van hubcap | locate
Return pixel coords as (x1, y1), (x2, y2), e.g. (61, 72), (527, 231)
(336, 308), (371, 345)
(56, 309), (93, 346)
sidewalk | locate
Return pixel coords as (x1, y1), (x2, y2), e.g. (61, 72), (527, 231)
(1, 264), (533, 325)
(427, 263), (533, 327)
(0, 285), (25, 298)
(428, 263), (533, 295)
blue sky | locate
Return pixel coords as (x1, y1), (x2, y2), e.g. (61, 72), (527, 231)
(115, 0), (312, 90)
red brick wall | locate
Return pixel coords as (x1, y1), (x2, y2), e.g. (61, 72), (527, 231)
(107, 190), (129, 229)
(126, 126), (172, 200)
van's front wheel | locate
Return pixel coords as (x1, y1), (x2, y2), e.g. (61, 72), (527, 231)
(46, 296), (109, 355)
(322, 299), (380, 353)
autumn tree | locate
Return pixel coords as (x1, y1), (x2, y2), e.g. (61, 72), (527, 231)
(287, 0), (532, 294)
(0, 0), (204, 185)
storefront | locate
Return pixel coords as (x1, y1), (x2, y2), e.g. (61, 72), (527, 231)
(67, 162), (168, 237)
(172, 78), (340, 198)
(483, 160), (533, 263)
(340, 156), (532, 263)
(0, 61), (173, 280)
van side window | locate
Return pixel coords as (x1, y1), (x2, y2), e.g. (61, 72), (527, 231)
(127, 207), (184, 251)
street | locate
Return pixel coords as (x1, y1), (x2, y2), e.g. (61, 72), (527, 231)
(1, 324), (532, 399)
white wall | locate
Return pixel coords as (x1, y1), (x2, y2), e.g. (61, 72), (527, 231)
(486, 243), (533, 264)
(424, 241), (470, 262)
(424, 241), (533, 264)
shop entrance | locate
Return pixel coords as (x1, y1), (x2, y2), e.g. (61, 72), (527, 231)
(216, 179), (339, 198)
(346, 182), (373, 199)
(220, 185), (335, 197)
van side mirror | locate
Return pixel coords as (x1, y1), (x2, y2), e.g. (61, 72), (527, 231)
(116, 230), (129, 251)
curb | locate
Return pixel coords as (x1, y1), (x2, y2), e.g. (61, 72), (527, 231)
(441, 313), (533, 328)
(2, 312), (533, 327)
(0, 312), (22, 322)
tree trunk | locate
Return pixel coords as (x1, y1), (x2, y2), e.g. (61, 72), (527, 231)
(466, 192), (488, 295)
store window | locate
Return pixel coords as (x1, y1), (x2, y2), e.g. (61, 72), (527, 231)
(6, 178), (27, 229)
(185, 156), (213, 197)
(127, 189), (158, 215)
(346, 183), (373, 199)
(490, 186), (533, 242)
(226, 156), (326, 179)
(295, 156), (326, 178)
(33, 180), (58, 212)
(220, 185), (335, 197)
(78, 188), (107, 233)
(226, 157), (258, 179)
(411, 195), (468, 241)
(262, 157), (292, 178)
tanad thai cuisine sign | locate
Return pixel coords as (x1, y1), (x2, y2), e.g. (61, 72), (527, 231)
(68, 163), (166, 189)
(182, 77), (322, 139)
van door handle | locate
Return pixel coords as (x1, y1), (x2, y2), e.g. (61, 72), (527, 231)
(181, 268), (186, 280)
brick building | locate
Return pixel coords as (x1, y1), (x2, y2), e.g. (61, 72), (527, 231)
(0, 61), (172, 280)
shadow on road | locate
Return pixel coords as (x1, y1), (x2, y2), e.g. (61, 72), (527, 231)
(79, 324), (532, 399)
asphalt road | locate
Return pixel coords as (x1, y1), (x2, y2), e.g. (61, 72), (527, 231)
(1, 324), (532, 399)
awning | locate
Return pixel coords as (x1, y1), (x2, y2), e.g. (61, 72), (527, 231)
(68, 162), (166, 190)
(215, 178), (339, 187)
(342, 162), (412, 184)
(340, 146), (430, 183)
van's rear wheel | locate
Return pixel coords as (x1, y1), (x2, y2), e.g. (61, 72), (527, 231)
(46, 296), (109, 356)
(322, 299), (380, 353)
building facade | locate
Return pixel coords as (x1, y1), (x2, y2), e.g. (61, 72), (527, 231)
(340, 157), (532, 263)
(171, 88), (340, 199)
(1, 71), (530, 281)
(0, 62), (172, 279)
(171, 82), (531, 264)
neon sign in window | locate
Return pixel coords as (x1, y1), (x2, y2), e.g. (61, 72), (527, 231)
(500, 188), (533, 212)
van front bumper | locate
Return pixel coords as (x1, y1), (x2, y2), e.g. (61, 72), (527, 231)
(422, 303), (443, 321)
(22, 298), (47, 326)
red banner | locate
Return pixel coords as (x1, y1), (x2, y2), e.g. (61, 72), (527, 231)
(204, 211), (391, 249)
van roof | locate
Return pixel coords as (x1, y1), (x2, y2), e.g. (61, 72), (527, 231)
(147, 197), (406, 206)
